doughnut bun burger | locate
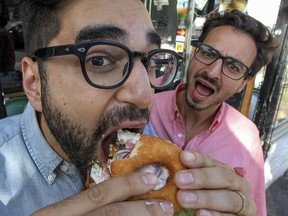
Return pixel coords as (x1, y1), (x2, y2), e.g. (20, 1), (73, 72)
(84, 129), (195, 216)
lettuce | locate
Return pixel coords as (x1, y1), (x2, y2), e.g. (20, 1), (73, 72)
(174, 208), (195, 216)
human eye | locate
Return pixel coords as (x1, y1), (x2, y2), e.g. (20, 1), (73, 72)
(224, 59), (245, 75)
(198, 46), (217, 59)
(148, 51), (177, 87)
(83, 45), (129, 86)
(85, 53), (115, 73)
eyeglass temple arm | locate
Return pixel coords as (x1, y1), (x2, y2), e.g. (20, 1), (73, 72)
(191, 39), (200, 47)
(32, 45), (75, 60)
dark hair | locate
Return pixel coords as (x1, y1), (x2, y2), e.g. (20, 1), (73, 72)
(20, 0), (62, 56)
(0, 15), (8, 27)
(198, 9), (279, 78)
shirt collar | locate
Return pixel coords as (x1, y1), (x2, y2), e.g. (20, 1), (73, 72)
(209, 103), (225, 132)
(21, 103), (65, 184)
(171, 82), (186, 121)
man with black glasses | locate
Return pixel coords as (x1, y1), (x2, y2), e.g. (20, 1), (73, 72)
(0, 1), (260, 216)
(148, 10), (279, 216)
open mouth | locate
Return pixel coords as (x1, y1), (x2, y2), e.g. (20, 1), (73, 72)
(194, 81), (215, 99)
(101, 128), (142, 161)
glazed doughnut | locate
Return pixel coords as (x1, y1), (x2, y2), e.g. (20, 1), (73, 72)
(110, 134), (185, 212)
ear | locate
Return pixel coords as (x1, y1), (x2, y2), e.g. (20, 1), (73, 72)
(236, 77), (251, 93)
(22, 57), (42, 112)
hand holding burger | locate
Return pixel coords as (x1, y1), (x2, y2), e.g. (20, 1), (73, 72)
(85, 129), (195, 215)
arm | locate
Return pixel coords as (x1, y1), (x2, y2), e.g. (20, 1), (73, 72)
(32, 149), (256, 216)
(31, 172), (174, 216)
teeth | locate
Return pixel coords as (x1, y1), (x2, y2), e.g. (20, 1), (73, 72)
(195, 90), (207, 99)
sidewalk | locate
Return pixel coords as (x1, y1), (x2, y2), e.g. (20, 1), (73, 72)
(266, 171), (288, 215)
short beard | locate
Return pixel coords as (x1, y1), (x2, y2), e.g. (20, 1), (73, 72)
(38, 62), (149, 177)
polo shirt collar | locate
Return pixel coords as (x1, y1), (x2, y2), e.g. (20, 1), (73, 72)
(171, 82), (186, 121)
(21, 103), (64, 184)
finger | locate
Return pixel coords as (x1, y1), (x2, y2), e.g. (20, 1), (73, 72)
(175, 166), (245, 190)
(86, 200), (174, 216)
(31, 172), (158, 216)
(180, 151), (229, 169)
(195, 209), (236, 216)
(177, 189), (249, 214)
(178, 151), (250, 194)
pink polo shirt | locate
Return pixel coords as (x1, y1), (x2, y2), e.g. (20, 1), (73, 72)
(150, 83), (266, 216)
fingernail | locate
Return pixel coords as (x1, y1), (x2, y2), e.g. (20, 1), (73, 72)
(181, 191), (197, 203)
(176, 172), (194, 185)
(142, 173), (157, 185)
(159, 202), (174, 214)
(183, 151), (196, 162)
(200, 209), (212, 216)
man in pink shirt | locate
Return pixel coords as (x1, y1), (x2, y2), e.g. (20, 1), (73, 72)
(149, 10), (278, 216)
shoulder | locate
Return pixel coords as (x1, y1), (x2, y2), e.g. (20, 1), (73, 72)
(0, 115), (22, 146)
(0, 115), (34, 203)
(222, 103), (258, 130)
(152, 90), (175, 112)
(217, 103), (261, 152)
(154, 89), (174, 100)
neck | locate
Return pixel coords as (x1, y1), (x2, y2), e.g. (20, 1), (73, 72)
(176, 90), (220, 146)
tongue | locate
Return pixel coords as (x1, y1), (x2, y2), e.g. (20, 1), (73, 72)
(195, 82), (213, 97)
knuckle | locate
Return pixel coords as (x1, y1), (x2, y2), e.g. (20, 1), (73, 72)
(145, 202), (159, 215)
(122, 173), (141, 194)
(231, 192), (241, 211)
(227, 170), (236, 185)
(98, 205), (123, 216)
(221, 166), (236, 186)
(145, 201), (171, 216)
(86, 184), (109, 206)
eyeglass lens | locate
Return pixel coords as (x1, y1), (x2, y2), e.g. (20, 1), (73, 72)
(85, 44), (130, 87)
(195, 44), (248, 80)
(148, 52), (178, 88)
(84, 44), (178, 88)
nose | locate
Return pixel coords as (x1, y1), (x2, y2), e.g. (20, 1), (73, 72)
(115, 58), (154, 109)
(205, 58), (223, 79)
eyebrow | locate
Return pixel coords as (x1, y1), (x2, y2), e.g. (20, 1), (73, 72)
(203, 43), (248, 66)
(75, 24), (161, 48)
(146, 30), (162, 48)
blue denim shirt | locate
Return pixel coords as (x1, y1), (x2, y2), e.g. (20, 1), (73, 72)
(0, 103), (157, 216)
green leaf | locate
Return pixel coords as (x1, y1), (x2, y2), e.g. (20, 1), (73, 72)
(174, 208), (195, 216)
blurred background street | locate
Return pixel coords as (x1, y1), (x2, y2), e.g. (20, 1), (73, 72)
(266, 171), (288, 215)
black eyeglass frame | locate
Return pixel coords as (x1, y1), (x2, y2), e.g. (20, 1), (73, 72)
(191, 40), (252, 80)
(32, 40), (183, 89)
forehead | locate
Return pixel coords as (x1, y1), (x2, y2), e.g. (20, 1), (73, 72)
(202, 26), (257, 66)
(53, 0), (156, 47)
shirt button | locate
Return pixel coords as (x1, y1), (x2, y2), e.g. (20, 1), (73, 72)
(177, 133), (183, 138)
(60, 165), (68, 172)
(47, 174), (55, 182)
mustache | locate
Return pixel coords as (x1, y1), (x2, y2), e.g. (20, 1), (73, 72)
(72, 105), (150, 176)
(194, 72), (220, 91)
(93, 105), (150, 139)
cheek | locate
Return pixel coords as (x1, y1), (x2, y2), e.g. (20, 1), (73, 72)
(186, 60), (199, 79)
(46, 63), (112, 128)
(220, 79), (245, 97)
